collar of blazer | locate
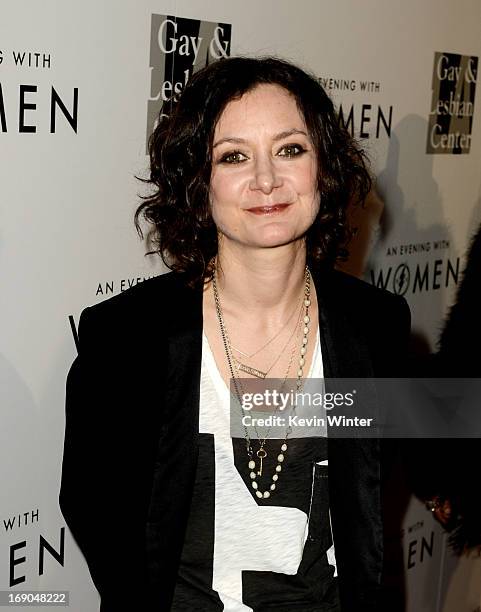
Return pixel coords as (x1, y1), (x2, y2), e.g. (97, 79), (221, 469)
(158, 262), (378, 448)
(161, 261), (375, 381)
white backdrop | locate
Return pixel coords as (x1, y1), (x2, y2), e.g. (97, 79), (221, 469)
(1, 1), (480, 610)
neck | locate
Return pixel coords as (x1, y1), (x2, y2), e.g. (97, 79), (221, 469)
(213, 240), (308, 319)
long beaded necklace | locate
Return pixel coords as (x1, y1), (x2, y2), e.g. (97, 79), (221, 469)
(212, 264), (312, 499)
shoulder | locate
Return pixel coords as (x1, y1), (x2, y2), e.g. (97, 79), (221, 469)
(318, 268), (411, 371)
(77, 271), (201, 347)
(319, 267), (410, 324)
(82, 270), (196, 319)
(330, 269), (412, 374)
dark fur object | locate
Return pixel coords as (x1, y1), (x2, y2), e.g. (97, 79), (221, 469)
(435, 224), (481, 553)
(438, 223), (481, 373)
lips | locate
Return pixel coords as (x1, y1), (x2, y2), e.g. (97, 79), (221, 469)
(245, 203), (291, 215)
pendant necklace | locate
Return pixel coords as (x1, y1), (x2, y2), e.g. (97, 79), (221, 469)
(212, 264), (312, 499)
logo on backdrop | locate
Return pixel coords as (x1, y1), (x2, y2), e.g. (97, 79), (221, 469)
(426, 52), (478, 154)
(2, 508), (65, 587)
(0, 49), (78, 134)
(402, 521), (435, 571)
(145, 14), (232, 151)
(318, 74), (393, 140)
(369, 238), (459, 295)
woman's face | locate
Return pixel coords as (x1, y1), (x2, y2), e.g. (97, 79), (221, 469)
(210, 84), (319, 252)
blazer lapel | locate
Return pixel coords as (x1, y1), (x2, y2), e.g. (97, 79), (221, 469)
(145, 274), (204, 607)
(312, 265), (374, 379)
(312, 266), (383, 608)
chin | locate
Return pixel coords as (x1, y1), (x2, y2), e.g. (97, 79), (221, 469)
(250, 228), (301, 249)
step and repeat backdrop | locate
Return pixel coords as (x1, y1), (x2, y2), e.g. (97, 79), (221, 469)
(1, 1), (480, 610)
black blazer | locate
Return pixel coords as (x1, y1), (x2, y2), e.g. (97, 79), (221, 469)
(59, 265), (410, 612)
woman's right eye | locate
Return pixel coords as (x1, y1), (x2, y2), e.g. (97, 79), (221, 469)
(218, 151), (247, 164)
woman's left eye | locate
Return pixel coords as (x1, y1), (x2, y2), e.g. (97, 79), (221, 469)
(277, 144), (306, 158)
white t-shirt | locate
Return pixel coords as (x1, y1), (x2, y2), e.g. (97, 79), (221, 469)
(172, 326), (338, 612)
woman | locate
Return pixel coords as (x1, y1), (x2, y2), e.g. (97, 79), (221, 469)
(60, 57), (410, 611)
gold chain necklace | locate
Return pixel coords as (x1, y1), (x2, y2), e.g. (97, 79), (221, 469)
(212, 264), (311, 499)
(231, 298), (304, 379)
(230, 297), (301, 360)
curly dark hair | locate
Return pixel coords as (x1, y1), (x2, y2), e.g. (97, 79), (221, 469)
(135, 56), (371, 286)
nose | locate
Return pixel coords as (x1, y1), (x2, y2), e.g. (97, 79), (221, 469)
(249, 155), (282, 194)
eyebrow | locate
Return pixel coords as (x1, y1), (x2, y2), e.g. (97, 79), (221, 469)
(213, 128), (309, 148)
